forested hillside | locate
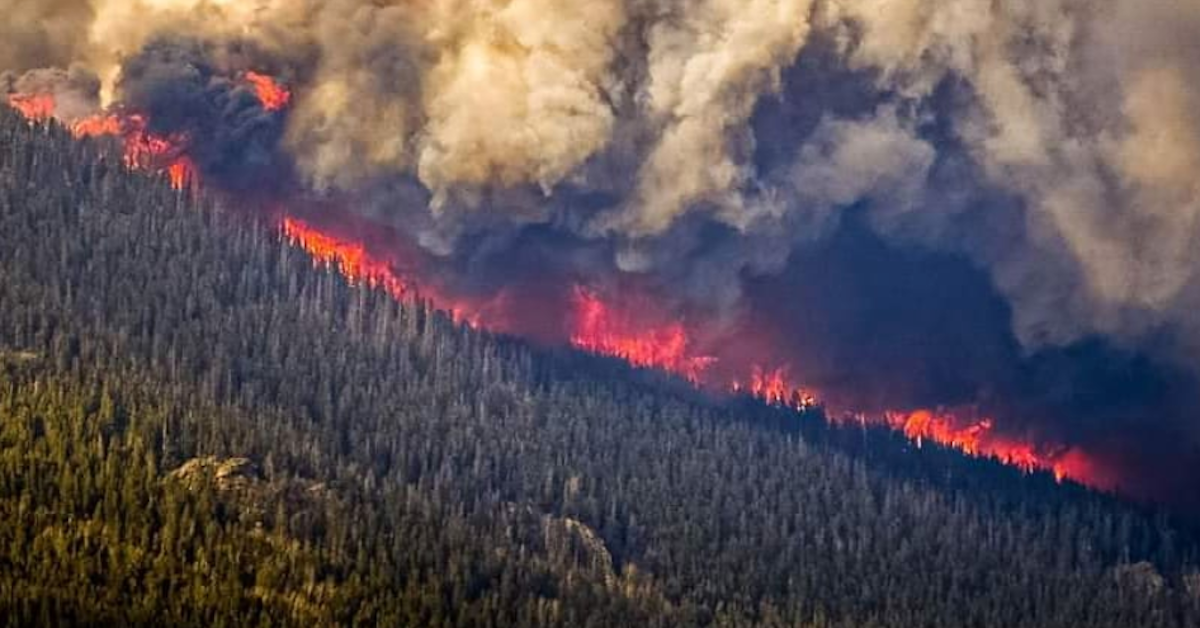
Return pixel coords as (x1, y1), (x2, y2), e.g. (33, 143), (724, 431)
(0, 107), (1198, 627)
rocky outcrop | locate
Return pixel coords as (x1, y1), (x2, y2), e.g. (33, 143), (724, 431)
(168, 456), (260, 492)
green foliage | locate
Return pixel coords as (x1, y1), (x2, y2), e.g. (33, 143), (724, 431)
(0, 108), (1197, 627)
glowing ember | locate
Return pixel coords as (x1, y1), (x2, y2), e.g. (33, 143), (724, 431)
(569, 286), (716, 382)
(6, 93), (56, 121)
(244, 72), (291, 112)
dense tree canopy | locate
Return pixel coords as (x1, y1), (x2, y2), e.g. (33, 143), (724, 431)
(0, 108), (1197, 627)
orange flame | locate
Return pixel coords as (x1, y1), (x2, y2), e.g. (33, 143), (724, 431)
(277, 216), (1111, 490)
(569, 286), (716, 381)
(281, 217), (510, 327)
(739, 365), (820, 410)
(165, 158), (195, 190)
(244, 72), (291, 112)
(10, 80), (1115, 496)
(8, 85), (223, 192)
(71, 113), (123, 138)
(282, 217), (410, 299)
(726, 363), (1108, 487)
(117, 116), (196, 191)
(6, 93), (56, 121)
(878, 408), (1111, 486)
(68, 112), (196, 190)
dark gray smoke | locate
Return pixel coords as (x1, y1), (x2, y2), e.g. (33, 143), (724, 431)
(116, 37), (294, 193)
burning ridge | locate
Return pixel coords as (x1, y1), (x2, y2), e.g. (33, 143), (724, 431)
(0, 77), (1138, 495)
(277, 211), (1108, 490)
(5, 18), (1200, 513)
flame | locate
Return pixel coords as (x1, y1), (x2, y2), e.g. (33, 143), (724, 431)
(8, 76), (1116, 497)
(887, 410), (992, 457)
(281, 216), (507, 327)
(730, 365), (1105, 487)
(243, 72), (291, 112)
(68, 111), (196, 190)
(119, 116), (195, 189)
(6, 93), (56, 121)
(165, 157), (195, 190)
(282, 217), (410, 299)
(3, 74), (297, 192)
(569, 286), (716, 381)
(277, 215), (1111, 490)
(876, 408), (1112, 486)
(70, 113), (123, 138)
(738, 365), (819, 410)
(1049, 448), (1109, 487)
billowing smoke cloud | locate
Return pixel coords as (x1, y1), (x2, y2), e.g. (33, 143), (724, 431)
(811, 0), (1200, 350)
(619, 0), (814, 235)
(115, 36), (294, 191)
(0, 0), (94, 73)
(417, 0), (626, 206)
(4, 0), (1200, 507)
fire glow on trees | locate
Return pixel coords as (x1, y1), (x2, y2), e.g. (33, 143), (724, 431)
(77, 113), (197, 190)
(3, 78), (1110, 494)
(283, 217), (410, 300)
(6, 93), (55, 121)
(570, 286), (716, 382)
(278, 213), (1107, 491)
(281, 216), (509, 329)
(5, 90), (194, 190)
(737, 366), (819, 411)
(5, 71), (296, 193)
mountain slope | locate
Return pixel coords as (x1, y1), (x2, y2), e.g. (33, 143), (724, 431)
(0, 108), (1198, 627)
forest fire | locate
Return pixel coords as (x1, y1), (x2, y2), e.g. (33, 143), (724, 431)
(79, 113), (196, 190)
(2, 85), (1110, 495)
(877, 409), (1115, 489)
(281, 216), (507, 328)
(277, 212), (1103, 489)
(735, 366), (820, 411)
(243, 72), (291, 112)
(10, 99), (200, 191)
(282, 217), (410, 300)
(70, 113), (123, 137)
(570, 286), (716, 381)
(6, 93), (55, 121)
(3, 70), (296, 193)
(727, 360), (1103, 484)
(104, 115), (195, 190)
